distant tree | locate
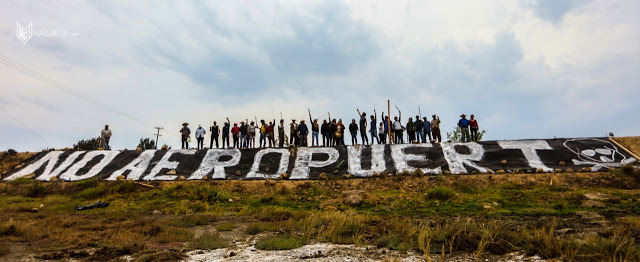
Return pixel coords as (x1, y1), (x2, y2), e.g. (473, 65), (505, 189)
(73, 137), (101, 150)
(137, 138), (156, 150)
(446, 127), (486, 142)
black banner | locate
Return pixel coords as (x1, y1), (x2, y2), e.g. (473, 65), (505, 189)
(3, 138), (636, 181)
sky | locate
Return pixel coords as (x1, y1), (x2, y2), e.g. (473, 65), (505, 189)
(0, 0), (638, 151)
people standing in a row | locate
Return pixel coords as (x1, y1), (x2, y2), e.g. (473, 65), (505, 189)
(179, 112), (479, 149)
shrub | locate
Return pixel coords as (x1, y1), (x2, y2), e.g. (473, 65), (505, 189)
(245, 223), (278, 235)
(169, 214), (217, 227)
(425, 187), (456, 201)
(137, 138), (156, 150)
(191, 233), (229, 250)
(215, 222), (234, 231)
(73, 137), (101, 150)
(24, 181), (46, 198)
(256, 234), (305, 250)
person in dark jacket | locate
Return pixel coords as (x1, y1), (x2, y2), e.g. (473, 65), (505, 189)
(180, 122), (191, 149)
(222, 118), (231, 148)
(415, 116), (423, 143)
(298, 120), (309, 147)
(321, 120), (330, 146)
(357, 110), (369, 145)
(422, 117), (431, 142)
(458, 114), (470, 142)
(370, 110), (379, 144)
(406, 117), (416, 143)
(210, 121), (220, 149)
(349, 119), (358, 145)
(267, 120), (276, 147)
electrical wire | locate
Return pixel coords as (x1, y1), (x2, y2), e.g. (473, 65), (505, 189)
(0, 105), (52, 148)
(0, 53), (153, 127)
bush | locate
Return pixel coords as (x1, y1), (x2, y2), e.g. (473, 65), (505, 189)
(191, 233), (229, 250)
(425, 187), (456, 201)
(24, 181), (46, 198)
(73, 137), (101, 150)
(256, 234), (305, 250)
(215, 222), (235, 231)
(169, 214), (217, 227)
(137, 138), (156, 150)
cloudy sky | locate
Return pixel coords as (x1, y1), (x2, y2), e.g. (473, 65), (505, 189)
(0, 0), (638, 151)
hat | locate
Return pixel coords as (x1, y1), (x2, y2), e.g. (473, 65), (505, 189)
(182, 122), (189, 126)
(240, 121), (245, 124)
(291, 118), (296, 121)
(234, 122), (238, 125)
(300, 120), (305, 122)
(460, 114), (466, 117)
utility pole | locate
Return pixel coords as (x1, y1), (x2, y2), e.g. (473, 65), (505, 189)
(154, 127), (163, 149)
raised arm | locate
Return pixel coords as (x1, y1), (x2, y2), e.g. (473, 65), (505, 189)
(308, 109), (313, 123)
(374, 109), (377, 121)
(357, 109), (362, 117)
(226, 117), (230, 124)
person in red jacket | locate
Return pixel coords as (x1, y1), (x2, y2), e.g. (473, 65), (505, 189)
(267, 120), (276, 147)
(469, 114), (479, 141)
(231, 123), (240, 148)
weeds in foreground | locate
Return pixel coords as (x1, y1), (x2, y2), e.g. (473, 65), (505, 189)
(191, 233), (229, 250)
(215, 222), (235, 231)
(256, 234), (306, 250)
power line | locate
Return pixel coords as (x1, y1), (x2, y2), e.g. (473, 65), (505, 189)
(0, 105), (52, 148)
(0, 53), (153, 127)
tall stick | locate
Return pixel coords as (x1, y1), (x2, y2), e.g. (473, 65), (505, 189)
(419, 107), (422, 120)
(388, 100), (392, 144)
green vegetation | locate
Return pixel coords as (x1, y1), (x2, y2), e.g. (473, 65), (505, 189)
(0, 165), (639, 260)
(191, 233), (229, 250)
(215, 222), (235, 231)
(256, 234), (306, 250)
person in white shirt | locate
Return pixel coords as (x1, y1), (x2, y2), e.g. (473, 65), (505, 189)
(100, 125), (112, 149)
(195, 124), (206, 150)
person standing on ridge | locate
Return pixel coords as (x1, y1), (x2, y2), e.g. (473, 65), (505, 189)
(370, 110), (379, 144)
(309, 110), (319, 147)
(335, 119), (345, 146)
(415, 115), (423, 143)
(383, 113), (390, 144)
(406, 117), (416, 143)
(349, 119), (359, 145)
(469, 114), (479, 141)
(267, 120), (275, 147)
(195, 124), (206, 150)
(393, 115), (404, 144)
(422, 117), (431, 143)
(259, 120), (267, 148)
(278, 119), (285, 148)
(431, 115), (442, 143)
(210, 121), (220, 149)
(330, 119), (338, 146)
(298, 119), (309, 147)
(289, 119), (299, 147)
(321, 119), (330, 146)
(378, 122), (385, 144)
(180, 122), (191, 149)
(248, 121), (257, 148)
(458, 114), (470, 142)
(239, 121), (248, 148)
(100, 124), (112, 150)
(222, 118), (231, 148)
(231, 122), (240, 148)
(357, 110), (369, 145)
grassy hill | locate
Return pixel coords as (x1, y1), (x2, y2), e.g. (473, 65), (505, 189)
(0, 137), (639, 261)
